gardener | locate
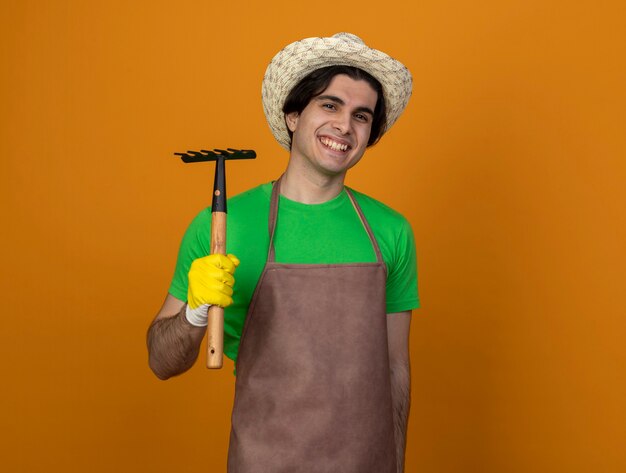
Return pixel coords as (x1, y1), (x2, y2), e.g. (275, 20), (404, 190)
(147, 32), (419, 473)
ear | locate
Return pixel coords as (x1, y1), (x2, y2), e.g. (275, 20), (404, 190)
(285, 112), (299, 132)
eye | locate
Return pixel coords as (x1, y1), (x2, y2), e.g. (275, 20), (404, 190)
(322, 103), (336, 111)
(354, 113), (369, 122)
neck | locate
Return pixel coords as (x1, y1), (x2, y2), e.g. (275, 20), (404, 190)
(280, 164), (346, 204)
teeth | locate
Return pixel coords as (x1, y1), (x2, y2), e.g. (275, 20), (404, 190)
(321, 137), (348, 151)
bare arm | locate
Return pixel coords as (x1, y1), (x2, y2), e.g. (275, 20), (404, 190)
(147, 294), (206, 380)
(387, 310), (411, 473)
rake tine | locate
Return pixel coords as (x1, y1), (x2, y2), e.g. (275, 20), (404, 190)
(223, 148), (256, 159)
(175, 148), (256, 163)
(227, 148), (251, 155)
(175, 150), (207, 163)
(199, 149), (219, 156)
(213, 149), (232, 156)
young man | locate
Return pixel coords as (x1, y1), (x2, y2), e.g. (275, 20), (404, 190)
(147, 33), (419, 473)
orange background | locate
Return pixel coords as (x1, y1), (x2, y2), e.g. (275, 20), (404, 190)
(1, 1), (625, 472)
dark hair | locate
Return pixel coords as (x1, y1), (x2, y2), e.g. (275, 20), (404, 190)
(282, 65), (387, 147)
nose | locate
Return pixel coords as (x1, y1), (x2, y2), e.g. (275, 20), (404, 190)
(332, 112), (351, 135)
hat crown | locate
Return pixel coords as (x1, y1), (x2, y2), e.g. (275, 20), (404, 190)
(332, 32), (365, 45)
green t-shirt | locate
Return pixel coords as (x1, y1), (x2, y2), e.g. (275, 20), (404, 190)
(169, 182), (419, 362)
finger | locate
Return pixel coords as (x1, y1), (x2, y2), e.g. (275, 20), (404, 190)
(190, 271), (234, 295)
(190, 264), (235, 285)
(214, 295), (234, 308)
(210, 253), (238, 272)
(189, 290), (233, 308)
(191, 256), (236, 276)
(188, 279), (234, 308)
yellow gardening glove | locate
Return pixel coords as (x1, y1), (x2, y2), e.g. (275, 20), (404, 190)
(185, 253), (240, 327)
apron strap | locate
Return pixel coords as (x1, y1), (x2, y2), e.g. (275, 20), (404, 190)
(267, 176), (384, 264)
(267, 176), (282, 263)
(344, 187), (385, 264)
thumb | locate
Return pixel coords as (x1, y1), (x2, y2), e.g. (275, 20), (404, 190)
(226, 253), (240, 267)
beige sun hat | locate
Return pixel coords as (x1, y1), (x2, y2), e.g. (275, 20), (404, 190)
(262, 32), (413, 150)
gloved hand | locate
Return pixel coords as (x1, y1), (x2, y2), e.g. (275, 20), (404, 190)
(185, 253), (240, 327)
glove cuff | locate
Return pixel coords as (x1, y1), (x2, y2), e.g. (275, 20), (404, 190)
(185, 304), (210, 327)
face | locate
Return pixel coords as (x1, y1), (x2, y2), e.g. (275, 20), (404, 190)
(285, 74), (378, 180)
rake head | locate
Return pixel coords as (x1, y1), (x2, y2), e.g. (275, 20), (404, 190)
(175, 148), (256, 163)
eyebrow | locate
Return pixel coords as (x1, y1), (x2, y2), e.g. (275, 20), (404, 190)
(315, 95), (375, 118)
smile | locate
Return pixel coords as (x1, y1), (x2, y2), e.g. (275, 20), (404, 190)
(320, 137), (350, 152)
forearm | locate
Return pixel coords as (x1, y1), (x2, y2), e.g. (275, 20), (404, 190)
(147, 305), (206, 380)
(390, 361), (411, 473)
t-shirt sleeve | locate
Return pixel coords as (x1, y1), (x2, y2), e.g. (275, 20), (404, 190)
(385, 218), (420, 313)
(168, 209), (212, 301)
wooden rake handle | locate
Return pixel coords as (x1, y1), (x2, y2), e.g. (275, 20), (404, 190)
(207, 211), (226, 369)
